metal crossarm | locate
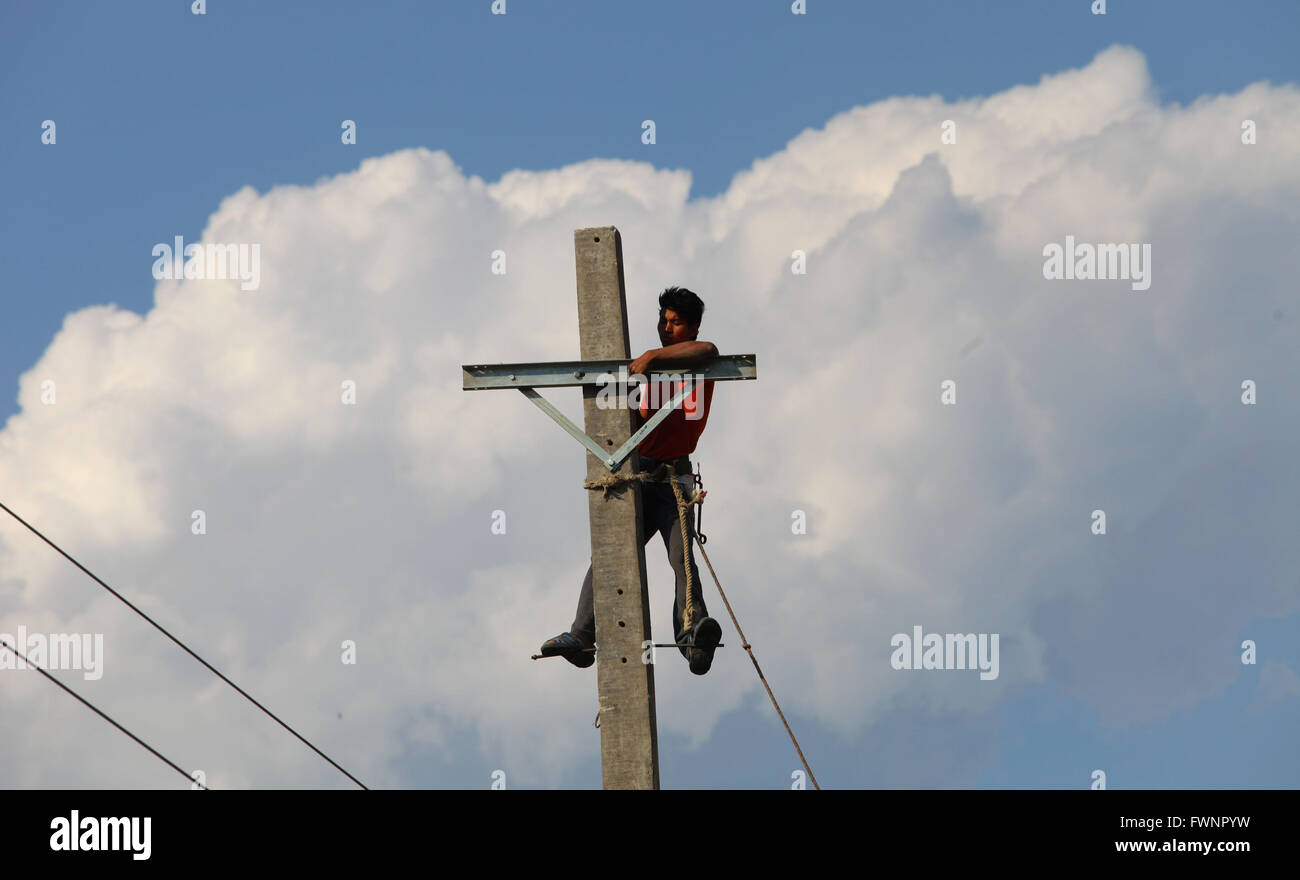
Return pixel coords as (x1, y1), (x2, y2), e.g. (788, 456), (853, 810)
(461, 354), (757, 471)
(461, 354), (756, 390)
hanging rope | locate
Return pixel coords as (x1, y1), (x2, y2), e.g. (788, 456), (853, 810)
(583, 464), (823, 790)
(687, 514), (822, 790)
(672, 469), (821, 788)
(666, 471), (700, 636)
(583, 466), (704, 638)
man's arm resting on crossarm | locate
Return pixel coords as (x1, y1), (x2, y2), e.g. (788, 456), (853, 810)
(629, 341), (717, 423)
(657, 340), (719, 364)
(632, 341), (719, 374)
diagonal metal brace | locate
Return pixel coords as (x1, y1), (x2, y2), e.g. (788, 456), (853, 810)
(607, 381), (697, 470)
(463, 354), (757, 472)
(518, 386), (619, 469)
(519, 381), (693, 472)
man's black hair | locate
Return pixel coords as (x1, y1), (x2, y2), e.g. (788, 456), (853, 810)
(658, 286), (705, 330)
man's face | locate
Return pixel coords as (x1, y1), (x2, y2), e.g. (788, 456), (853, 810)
(659, 308), (699, 347)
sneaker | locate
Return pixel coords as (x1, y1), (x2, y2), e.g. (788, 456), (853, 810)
(687, 617), (722, 676)
(540, 632), (595, 668)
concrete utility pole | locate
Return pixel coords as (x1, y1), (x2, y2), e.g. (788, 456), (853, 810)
(460, 225), (757, 789)
(572, 227), (659, 788)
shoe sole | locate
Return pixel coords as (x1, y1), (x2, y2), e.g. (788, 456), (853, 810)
(541, 635), (595, 668)
(540, 638), (578, 658)
(689, 618), (722, 675)
(566, 650), (595, 668)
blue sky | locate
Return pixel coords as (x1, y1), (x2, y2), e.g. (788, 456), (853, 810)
(1, 1), (1298, 789)
(5, 0), (1298, 419)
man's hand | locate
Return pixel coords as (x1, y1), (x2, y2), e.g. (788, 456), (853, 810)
(629, 348), (660, 377)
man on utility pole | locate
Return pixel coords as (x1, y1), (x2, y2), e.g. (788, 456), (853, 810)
(462, 226), (757, 788)
(540, 284), (723, 676)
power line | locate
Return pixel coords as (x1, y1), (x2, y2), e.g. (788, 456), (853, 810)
(0, 498), (368, 790)
(0, 638), (209, 789)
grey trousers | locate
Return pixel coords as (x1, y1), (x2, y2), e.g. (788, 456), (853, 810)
(569, 473), (709, 650)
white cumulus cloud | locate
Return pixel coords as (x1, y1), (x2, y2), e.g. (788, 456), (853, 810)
(2, 45), (1298, 787)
